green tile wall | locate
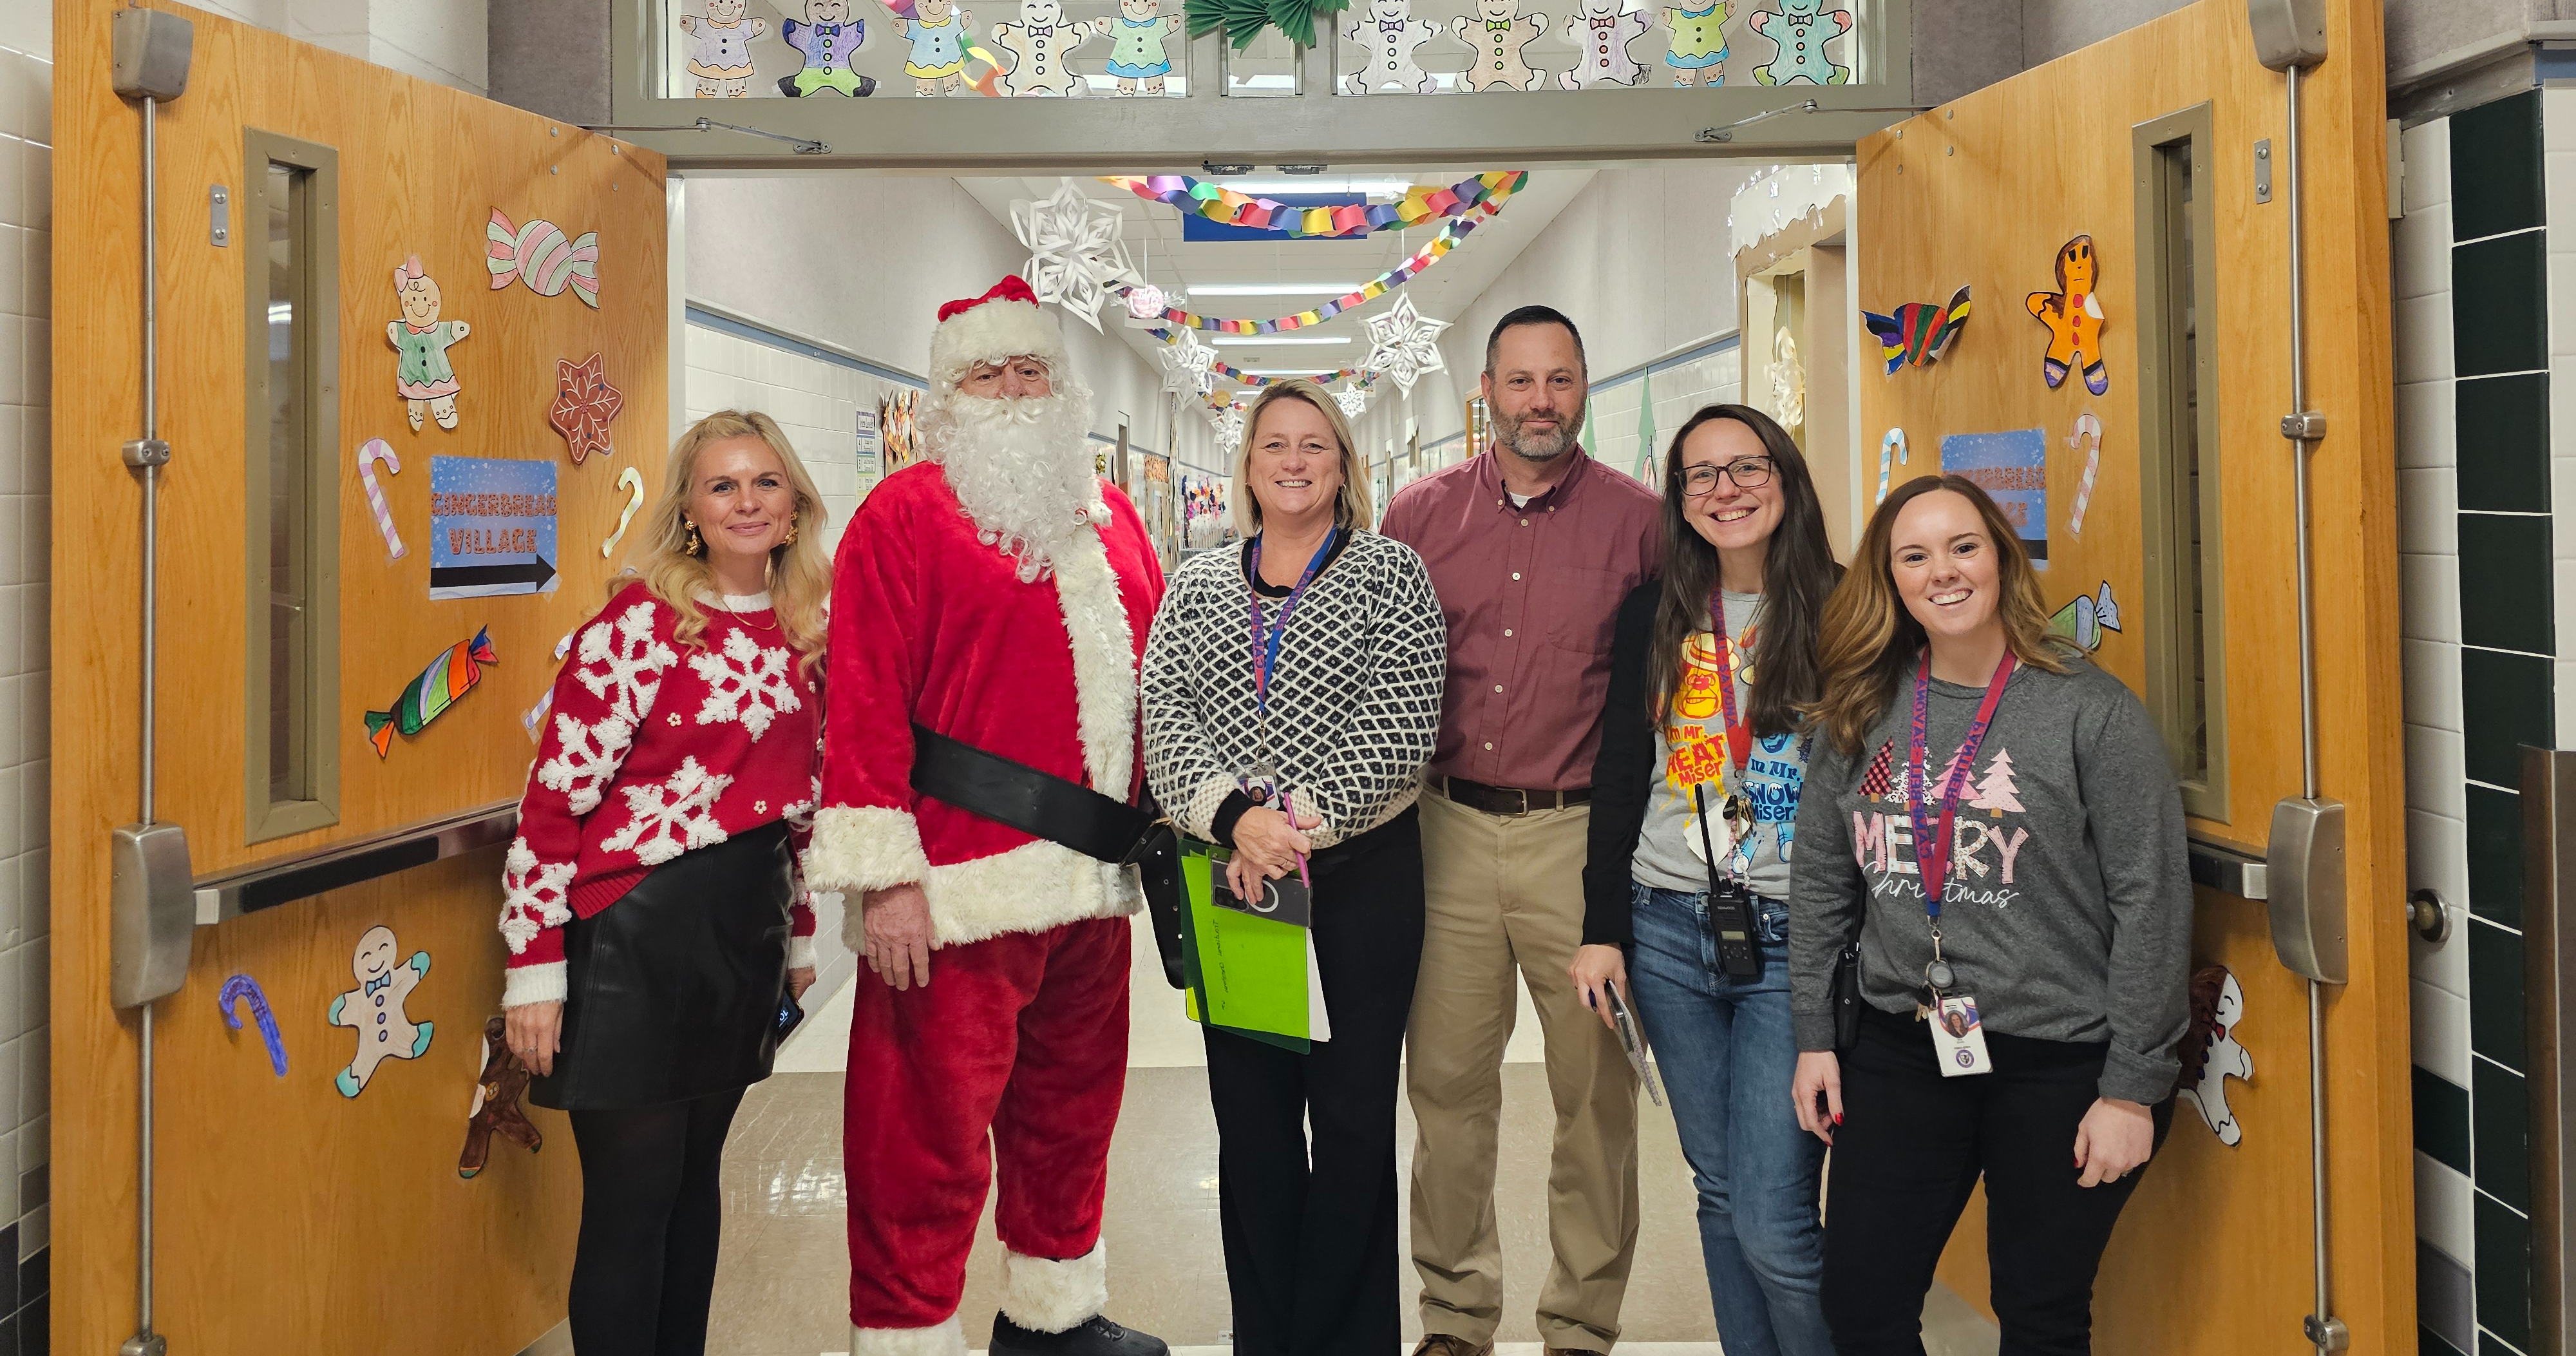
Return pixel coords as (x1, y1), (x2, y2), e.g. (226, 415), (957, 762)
(2461, 648), (2555, 788)
(2476, 1187), (2532, 1352)
(2456, 372), (2550, 511)
(2465, 785), (2525, 928)
(2474, 1059), (2530, 1212)
(2471, 919), (2528, 1073)
(2452, 90), (2544, 241)
(2419, 1065), (2472, 1175)
(2453, 234), (2550, 378)
(2459, 524), (2556, 657)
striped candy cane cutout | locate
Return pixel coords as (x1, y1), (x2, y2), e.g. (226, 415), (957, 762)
(601, 466), (647, 559)
(2067, 412), (2103, 539)
(1877, 428), (1908, 504)
(357, 439), (405, 559)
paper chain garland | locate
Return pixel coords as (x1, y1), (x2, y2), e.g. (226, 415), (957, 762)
(1123, 180), (1520, 334)
(1102, 169), (1526, 241)
(1146, 326), (1372, 389)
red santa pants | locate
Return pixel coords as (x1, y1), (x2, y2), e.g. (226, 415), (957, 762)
(844, 914), (1132, 1336)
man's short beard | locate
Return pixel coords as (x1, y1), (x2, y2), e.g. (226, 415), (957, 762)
(923, 383), (1100, 580)
(1496, 399), (1584, 463)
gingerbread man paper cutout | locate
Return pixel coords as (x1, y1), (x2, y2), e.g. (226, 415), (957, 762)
(550, 353), (627, 464)
(994, 0), (1092, 95)
(386, 256), (469, 432)
(1452, 0), (1546, 91)
(679, 0), (769, 97)
(459, 1015), (544, 1178)
(327, 925), (433, 1098)
(1662, 0), (1727, 86)
(1347, 0), (1441, 93)
(2027, 233), (2110, 395)
(1748, 0), (1850, 85)
(1560, 0), (1647, 89)
(2178, 966), (2253, 1147)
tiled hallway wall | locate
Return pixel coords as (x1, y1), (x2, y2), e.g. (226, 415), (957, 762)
(2400, 86), (2566, 1356)
(0, 5), (50, 1350)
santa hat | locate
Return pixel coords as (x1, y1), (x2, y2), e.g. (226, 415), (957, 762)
(928, 275), (1069, 393)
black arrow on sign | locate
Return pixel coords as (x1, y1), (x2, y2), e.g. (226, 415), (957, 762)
(430, 555), (558, 593)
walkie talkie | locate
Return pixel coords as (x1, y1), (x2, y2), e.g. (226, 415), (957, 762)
(1693, 784), (1761, 979)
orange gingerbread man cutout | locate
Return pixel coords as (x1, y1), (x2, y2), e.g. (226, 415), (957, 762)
(2025, 234), (2108, 396)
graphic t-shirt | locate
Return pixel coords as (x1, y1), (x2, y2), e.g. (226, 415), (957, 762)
(1631, 589), (1811, 901)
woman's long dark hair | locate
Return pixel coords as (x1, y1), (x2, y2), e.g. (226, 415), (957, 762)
(1649, 405), (1842, 737)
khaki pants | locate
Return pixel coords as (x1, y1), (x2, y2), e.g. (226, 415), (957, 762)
(1408, 789), (1639, 1351)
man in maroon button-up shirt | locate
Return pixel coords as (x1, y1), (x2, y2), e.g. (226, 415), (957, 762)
(1379, 307), (1662, 1356)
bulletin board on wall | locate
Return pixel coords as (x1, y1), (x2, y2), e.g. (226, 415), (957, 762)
(52, 1), (671, 1351)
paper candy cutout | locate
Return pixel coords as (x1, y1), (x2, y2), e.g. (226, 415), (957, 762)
(680, 0), (768, 95)
(1345, 0), (1440, 93)
(2027, 234), (2108, 395)
(2178, 966), (2252, 1146)
(781, 3), (878, 95)
(326, 926), (432, 1096)
(994, 0), (1095, 95)
(1875, 427), (1907, 504)
(2067, 413), (2103, 539)
(366, 627), (498, 757)
(356, 439), (406, 559)
(1362, 292), (1451, 396)
(2048, 582), (2121, 652)
(459, 1015), (544, 1178)
(1662, 0), (1726, 86)
(549, 354), (626, 465)
(603, 464), (647, 557)
(1124, 283), (1169, 321)
(1749, 0), (1852, 85)
(487, 209), (601, 308)
(1862, 284), (1972, 375)
(1560, 0), (1647, 88)
(1158, 325), (1219, 401)
(1013, 181), (1137, 332)
(218, 973), (287, 1078)
(388, 256), (471, 432)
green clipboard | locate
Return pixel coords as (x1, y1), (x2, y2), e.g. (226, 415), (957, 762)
(1177, 839), (1327, 1053)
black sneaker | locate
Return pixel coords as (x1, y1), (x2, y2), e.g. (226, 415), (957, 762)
(988, 1313), (1171, 1355)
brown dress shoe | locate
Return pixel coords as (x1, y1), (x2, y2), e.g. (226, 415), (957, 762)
(1542, 1349), (1607, 1356)
(1410, 1338), (1495, 1356)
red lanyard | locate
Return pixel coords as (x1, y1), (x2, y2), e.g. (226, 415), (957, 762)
(1707, 588), (1752, 776)
(1906, 650), (2015, 919)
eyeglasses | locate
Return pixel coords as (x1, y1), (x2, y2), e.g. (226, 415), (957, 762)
(1681, 457), (1775, 495)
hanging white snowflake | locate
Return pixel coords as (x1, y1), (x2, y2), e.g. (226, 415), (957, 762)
(1334, 382), (1370, 419)
(1361, 293), (1451, 396)
(1158, 326), (1217, 401)
(689, 630), (803, 740)
(1011, 180), (1136, 334)
(572, 602), (679, 723)
(536, 710), (636, 815)
(1210, 401), (1247, 450)
(600, 756), (737, 866)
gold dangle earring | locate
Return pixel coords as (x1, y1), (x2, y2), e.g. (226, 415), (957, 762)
(685, 520), (704, 557)
(782, 516), (799, 547)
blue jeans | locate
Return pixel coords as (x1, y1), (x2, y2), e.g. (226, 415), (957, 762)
(1625, 883), (1833, 1356)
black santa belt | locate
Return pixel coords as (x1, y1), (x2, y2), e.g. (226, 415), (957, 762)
(909, 723), (1188, 990)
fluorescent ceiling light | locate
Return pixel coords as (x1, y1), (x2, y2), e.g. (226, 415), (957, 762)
(1186, 282), (1366, 296)
(1215, 177), (1423, 197)
(1210, 335), (1352, 346)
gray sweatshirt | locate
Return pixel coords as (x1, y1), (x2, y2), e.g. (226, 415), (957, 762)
(1633, 590), (1812, 902)
(1786, 655), (2193, 1104)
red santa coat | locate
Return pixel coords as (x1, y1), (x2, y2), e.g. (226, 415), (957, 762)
(806, 460), (1166, 944)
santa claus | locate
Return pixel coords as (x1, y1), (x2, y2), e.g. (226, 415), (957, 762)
(808, 276), (1171, 1356)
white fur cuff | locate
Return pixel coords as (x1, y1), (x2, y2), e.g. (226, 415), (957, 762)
(1000, 1243), (1108, 1334)
(787, 934), (817, 971)
(806, 805), (933, 896)
(849, 1315), (967, 1356)
(502, 962), (567, 1008)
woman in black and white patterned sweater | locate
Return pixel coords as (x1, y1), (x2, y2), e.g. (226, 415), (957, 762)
(1141, 378), (1445, 1356)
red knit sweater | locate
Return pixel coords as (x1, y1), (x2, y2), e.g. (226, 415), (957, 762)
(500, 582), (820, 1007)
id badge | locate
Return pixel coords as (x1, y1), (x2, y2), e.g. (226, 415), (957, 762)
(1213, 868), (1313, 930)
(1928, 994), (1993, 1077)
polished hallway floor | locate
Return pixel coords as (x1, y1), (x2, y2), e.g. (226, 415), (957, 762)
(701, 924), (2004, 1356)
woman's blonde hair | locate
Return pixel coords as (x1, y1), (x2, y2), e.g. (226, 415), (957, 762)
(1812, 474), (2078, 756)
(620, 410), (831, 675)
(1231, 379), (1376, 537)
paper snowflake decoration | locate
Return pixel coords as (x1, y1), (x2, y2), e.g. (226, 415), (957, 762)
(1158, 327), (1217, 401)
(548, 352), (625, 464)
(1011, 180), (1135, 333)
(1361, 293), (1450, 396)
(1334, 382), (1370, 419)
(1123, 283), (1170, 325)
(1209, 401), (1247, 450)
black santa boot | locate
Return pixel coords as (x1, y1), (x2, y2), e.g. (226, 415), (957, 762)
(988, 1314), (1171, 1355)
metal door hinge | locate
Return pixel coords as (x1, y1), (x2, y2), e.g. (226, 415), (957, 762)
(2256, 139), (2273, 204)
(209, 183), (228, 247)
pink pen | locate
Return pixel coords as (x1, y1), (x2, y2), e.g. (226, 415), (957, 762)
(1282, 791), (1313, 887)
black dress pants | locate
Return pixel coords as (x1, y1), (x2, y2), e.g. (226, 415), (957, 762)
(565, 1087), (748, 1355)
(1820, 1005), (2174, 1356)
(1202, 809), (1426, 1356)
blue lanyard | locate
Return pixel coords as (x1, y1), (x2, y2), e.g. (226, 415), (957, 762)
(1906, 651), (2014, 920)
(1247, 526), (1338, 718)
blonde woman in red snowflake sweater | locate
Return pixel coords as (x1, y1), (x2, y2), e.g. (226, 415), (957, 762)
(498, 409), (831, 1356)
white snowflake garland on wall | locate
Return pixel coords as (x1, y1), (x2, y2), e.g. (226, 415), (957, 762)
(1361, 293), (1450, 396)
(1011, 180), (1136, 333)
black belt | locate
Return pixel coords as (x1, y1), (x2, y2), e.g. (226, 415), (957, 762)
(909, 724), (1189, 989)
(1438, 776), (1592, 816)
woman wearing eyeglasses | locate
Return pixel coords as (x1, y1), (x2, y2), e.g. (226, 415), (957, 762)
(1570, 405), (1841, 1356)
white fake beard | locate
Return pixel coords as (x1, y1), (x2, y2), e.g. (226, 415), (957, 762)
(925, 386), (1100, 581)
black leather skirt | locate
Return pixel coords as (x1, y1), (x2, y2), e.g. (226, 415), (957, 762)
(530, 821), (794, 1111)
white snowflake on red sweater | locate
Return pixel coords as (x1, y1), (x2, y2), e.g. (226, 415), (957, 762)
(600, 756), (736, 864)
(575, 601), (679, 720)
(500, 835), (578, 951)
(690, 630), (802, 740)
(536, 710), (636, 815)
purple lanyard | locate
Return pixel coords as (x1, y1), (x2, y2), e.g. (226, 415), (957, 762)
(1707, 589), (1752, 777)
(1247, 526), (1338, 718)
(1906, 651), (2015, 920)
